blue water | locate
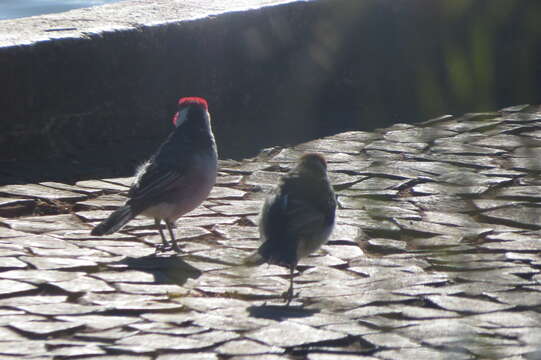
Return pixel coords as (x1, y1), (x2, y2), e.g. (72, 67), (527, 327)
(0, 0), (124, 20)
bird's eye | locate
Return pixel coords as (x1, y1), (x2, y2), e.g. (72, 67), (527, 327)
(174, 108), (190, 127)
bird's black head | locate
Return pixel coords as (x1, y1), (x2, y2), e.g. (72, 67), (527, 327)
(172, 97), (209, 128)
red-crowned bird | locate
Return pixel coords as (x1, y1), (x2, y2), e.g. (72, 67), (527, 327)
(91, 97), (218, 252)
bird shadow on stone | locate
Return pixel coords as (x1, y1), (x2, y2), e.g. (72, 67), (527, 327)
(115, 254), (202, 286)
(247, 304), (319, 321)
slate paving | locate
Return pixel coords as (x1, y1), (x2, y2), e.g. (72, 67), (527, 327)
(1, 104), (541, 359)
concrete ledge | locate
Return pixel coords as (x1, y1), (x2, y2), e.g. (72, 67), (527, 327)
(0, 0), (301, 47)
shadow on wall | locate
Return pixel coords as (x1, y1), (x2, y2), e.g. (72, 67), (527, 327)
(1, 0), (540, 183)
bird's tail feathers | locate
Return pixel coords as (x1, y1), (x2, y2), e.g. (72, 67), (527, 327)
(91, 206), (135, 236)
(242, 241), (296, 268)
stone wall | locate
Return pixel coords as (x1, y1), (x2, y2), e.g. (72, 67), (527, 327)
(1, 0), (540, 184)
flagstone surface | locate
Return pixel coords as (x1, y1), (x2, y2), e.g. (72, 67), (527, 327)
(0, 104), (541, 359)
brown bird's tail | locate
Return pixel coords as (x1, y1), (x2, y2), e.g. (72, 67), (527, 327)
(242, 251), (266, 267)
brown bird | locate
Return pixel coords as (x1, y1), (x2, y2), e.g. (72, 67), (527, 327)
(244, 153), (336, 304)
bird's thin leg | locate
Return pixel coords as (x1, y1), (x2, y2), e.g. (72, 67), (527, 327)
(165, 220), (181, 252)
(284, 264), (295, 306)
(154, 218), (170, 253)
(155, 219), (168, 246)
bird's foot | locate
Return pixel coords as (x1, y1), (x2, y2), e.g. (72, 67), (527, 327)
(282, 288), (298, 306)
(155, 241), (181, 254)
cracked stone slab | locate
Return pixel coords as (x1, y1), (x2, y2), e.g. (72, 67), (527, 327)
(8, 234), (79, 250)
(75, 328), (139, 342)
(0, 227), (30, 238)
(412, 182), (488, 196)
(323, 244), (364, 260)
(215, 339), (281, 355)
(395, 318), (488, 342)
(208, 186), (246, 199)
(0, 341), (48, 356)
(211, 200), (261, 216)
(0, 197), (35, 216)
(426, 295), (513, 313)
(100, 177), (135, 187)
(430, 142), (506, 155)
(404, 195), (479, 212)
(170, 215), (238, 227)
(384, 127), (457, 143)
(129, 322), (205, 336)
(247, 321), (345, 347)
(0, 257), (28, 269)
(80, 292), (168, 306)
(387, 304), (458, 319)
(377, 347), (471, 360)
(308, 354), (379, 360)
(483, 291), (541, 307)
(15, 302), (102, 316)
(92, 270), (157, 283)
(481, 204), (541, 229)
(76, 194), (126, 210)
(470, 134), (533, 150)
(480, 238), (541, 251)
(19, 256), (97, 270)
(0, 326), (29, 341)
(295, 138), (363, 154)
(363, 332), (420, 348)
(9, 320), (85, 336)
(366, 238), (408, 253)
(493, 186), (541, 201)
(339, 210), (401, 232)
(75, 180), (130, 192)
(39, 181), (103, 195)
(115, 331), (238, 352)
(271, 148), (363, 165)
(57, 315), (140, 331)
(419, 153), (498, 169)
(363, 140), (427, 154)
(361, 202), (421, 220)
(407, 235), (463, 249)
(1, 214), (88, 233)
(347, 177), (409, 191)
(0, 279), (36, 295)
(47, 344), (106, 357)
(157, 354), (217, 360)
(52, 275), (115, 293)
(394, 218), (479, 236)
(0, 184), (87, 201)
(115, 283), (189, 296)
(466, 311), (541, 329)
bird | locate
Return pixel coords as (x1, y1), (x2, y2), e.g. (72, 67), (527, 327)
(244, 153), (336, 305)
(91, 97), (218, 252)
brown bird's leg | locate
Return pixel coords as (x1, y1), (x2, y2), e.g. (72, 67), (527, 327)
(284, 264), (296, 306)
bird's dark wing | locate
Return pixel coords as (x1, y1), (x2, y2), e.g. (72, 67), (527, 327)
(126, 162), (187, 211)
(258, 182), (330, 266)
(126, 130), (195, 208)
(129, 166), (181, 199)
(258, 191), (297, 266)
(283, 193), (329, 238)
